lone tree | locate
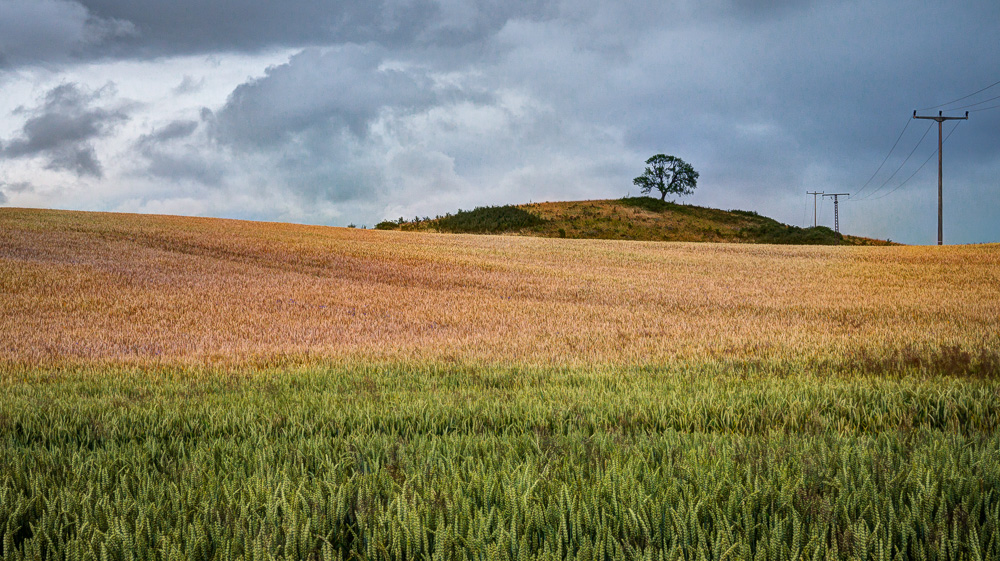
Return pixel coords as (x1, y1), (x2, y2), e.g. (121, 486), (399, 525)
(633, 154), (699, 201)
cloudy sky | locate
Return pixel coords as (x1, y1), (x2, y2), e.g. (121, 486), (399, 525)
(0, 0), (997, 244)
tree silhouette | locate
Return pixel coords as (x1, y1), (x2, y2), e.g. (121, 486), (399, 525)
(632, 154), (699, 201)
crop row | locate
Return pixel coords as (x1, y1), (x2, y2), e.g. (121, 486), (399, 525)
(2, 363), (999, 559)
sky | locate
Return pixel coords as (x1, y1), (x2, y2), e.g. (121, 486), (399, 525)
(0, 0), (997, 244)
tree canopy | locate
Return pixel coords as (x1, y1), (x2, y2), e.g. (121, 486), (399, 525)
(632, 154), (699, 201)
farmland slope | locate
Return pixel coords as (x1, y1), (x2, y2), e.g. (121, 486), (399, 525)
(1, 207), (993, 368)
(383, 198), (894, 245)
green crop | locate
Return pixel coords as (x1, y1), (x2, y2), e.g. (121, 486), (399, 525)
(2, 362), (999, 560)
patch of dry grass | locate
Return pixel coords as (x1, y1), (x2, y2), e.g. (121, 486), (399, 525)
(2, 207), (998, 368)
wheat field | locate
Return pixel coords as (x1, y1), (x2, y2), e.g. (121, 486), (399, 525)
(2, 207), (1000, 560)
(2, 208), (998, 368)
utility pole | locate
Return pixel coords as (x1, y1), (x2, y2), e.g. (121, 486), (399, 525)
(913, 110), (969, 245)
(823, 193), (849, 233)
(806, 191), (824, 227)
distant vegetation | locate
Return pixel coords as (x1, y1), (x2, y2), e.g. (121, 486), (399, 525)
(434, 205), (547, 234)
(389, 197), (891, 245)
(739, 222), (844, 245)
(617, 196), (676, 213)
(376, 205), (547, 234)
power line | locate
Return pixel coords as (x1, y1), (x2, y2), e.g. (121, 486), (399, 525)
(867, 120), (962, 201)
(970, 103), (1000, 113)
(853, 80), (997, 201)
(853, 121), (934, 201)
(853, 117), (911, 199)
(917, 78), (1000, 111)
(948, 92), (1000, 111)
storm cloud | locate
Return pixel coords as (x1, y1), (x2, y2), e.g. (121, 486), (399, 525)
(0, 0), (997, 243)
(211, 46), (476, 146)
(12, 0), (552, 62)
(2, 83), (130, 177)
(131, 120), (226, 185)
(0, 0), (134, 67)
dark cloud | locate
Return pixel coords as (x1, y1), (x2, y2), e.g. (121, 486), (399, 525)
(210, 46), (482, 146)
(1, 0), (552, 65)
(719, 0), (824, 21)
(1, 181), (35, 194)
(134, 120), (224, 185)
(0, 0), (134, 67)
(1, 0), (997, 243)
(140, 151), (225, 185)
(2, 83), (130, 178)
(138, 120), (198, 145)
(0, 181), (35, 205)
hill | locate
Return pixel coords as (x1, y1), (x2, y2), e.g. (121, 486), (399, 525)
(378, 197), (894, 245)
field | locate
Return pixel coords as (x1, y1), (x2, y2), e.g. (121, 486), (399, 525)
(2, 207), (1000, 560)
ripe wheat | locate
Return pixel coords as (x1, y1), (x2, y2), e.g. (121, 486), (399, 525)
(2, 208), (998, 368)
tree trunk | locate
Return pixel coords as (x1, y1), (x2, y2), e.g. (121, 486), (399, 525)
(660, 192), (666, 201)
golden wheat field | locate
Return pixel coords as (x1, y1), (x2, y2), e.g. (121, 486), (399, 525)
(2, 207), (998, 368)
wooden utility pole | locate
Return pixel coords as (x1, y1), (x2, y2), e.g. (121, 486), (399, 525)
(913, 110), (969, 245)
(823, 193), (849, 233)
(806, 191), (824, 227)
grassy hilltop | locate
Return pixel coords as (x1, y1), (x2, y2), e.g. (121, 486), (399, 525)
(379, 197), (894, 245)
(1, 207), (998, 560)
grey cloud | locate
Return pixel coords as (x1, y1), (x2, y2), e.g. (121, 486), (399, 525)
(211, 46), (477, 147)
(2, 0), (997, 243)
(193, 0), (998, 240)
(172, 76), (205, 96)
(138, 120), (199, 145)
(0, 181), (34, 205)
(141, 152), (225, 185)
(134, 120), (224, 185)
(717, 0), (825, 22)
(44, 0), (552, 63)
(0, 181), (34, 194)
(2, 83), (130, 178)
(0, 0), (134, 67)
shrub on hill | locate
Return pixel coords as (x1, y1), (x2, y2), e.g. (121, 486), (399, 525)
(617, 196), (672, 213)
(616, 196), (703, 216)
(375, 221), (399, 230)
(435, 205), (546, 234)
(740, 223), (844, 245)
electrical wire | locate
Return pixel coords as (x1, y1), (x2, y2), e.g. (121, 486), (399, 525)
(970, 103), (1000, 112)
(947, 92), (1000, 111)
(853, 117), (910, 199)
(853, 121), (933, 201)
(867, 120), (962, 201)
(855, 117), (913, 199)
(917, 79), (1000, 111)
